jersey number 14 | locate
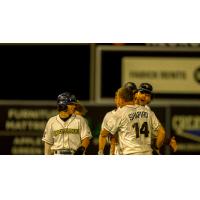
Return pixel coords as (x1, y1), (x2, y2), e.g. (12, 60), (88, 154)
(132, 122), (149, 138)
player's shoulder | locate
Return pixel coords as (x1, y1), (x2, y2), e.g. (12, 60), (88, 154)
(73, 114), (87, 121)
(145, 105), (151, 111)
(106, 109), (117, 116)
(143, 105), (156, 115)
(115, 106), (131, 117)
(143, 105), (157, 116)
(102, 108), (117, 120)
(47, 115), (57, 122)
(72, 113), (82, 119)
(133, 105), (152, 114)
(115, 106), (125, 113)
(45, 115), (58, 127)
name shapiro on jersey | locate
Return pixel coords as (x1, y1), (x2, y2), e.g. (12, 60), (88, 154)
(129, 111), (148, 120)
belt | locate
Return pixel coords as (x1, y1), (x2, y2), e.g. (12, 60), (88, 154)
(54, 149), (75, 155)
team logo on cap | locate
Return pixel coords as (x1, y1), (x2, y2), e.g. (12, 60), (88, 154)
(138, 83), (153, 94)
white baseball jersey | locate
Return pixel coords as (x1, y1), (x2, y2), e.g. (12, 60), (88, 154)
(145, 105), (151, 110)
(103, 105), (161, 155)
(42, 114), (92, 151)
(101, 109), (121, 155)
(101, 109), (117, 130)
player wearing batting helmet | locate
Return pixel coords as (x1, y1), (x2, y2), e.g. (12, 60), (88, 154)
(42, 92), (92, 155)
(100, 90), (121, 155)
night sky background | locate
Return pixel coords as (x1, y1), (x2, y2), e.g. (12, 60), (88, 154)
(0, 44), (90, 100)
(1, 43), (200, 101)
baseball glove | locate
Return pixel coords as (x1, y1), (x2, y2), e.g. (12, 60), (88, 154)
(74, 146), (85, 155)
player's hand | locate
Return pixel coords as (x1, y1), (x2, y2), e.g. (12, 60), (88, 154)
(74, 146), (86, 155)
(169, 136), (177, 152)
(98, 150), (104, 155)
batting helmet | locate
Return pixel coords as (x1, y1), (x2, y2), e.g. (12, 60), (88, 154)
(138, 83), (153, 94)
(57, 92), (78, 111)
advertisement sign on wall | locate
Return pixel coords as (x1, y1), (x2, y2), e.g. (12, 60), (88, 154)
(0, 104), (115, 155)
(171, 106), (200, 154)
(122, 57), (200, 93)
(0, 104), (199, 155)
(0, 106), (57, 155)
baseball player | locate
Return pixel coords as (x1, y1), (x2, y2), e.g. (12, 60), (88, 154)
(101, 91), (120, 155)
(99, 86), (165, 155)
(136, 83), (177, 154)
(100, 82), (138, 155)
(42, 92), (92, 155)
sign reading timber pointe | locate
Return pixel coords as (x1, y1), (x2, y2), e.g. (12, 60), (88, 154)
(122, 57), (200, 94)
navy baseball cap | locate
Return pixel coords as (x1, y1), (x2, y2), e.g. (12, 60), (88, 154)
(138, 83), (153, 94)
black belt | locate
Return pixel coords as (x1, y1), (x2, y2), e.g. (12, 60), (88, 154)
(54, 149), (75, 155)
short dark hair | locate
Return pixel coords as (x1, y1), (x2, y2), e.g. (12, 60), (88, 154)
(123, 82), (137, 91)
(117, 87), (134, 102)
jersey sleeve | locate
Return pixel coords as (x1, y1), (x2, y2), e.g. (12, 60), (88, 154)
(104, 109), (121, 135)
(101, 111), (112, 130)
(79, 116), (92, 140)
(42, 118), (54, 145)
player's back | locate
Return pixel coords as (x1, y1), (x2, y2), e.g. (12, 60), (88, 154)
(113, 105), (159, 155)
